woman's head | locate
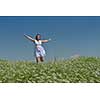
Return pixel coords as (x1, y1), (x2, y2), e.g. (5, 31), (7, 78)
(35, 34), (41, 40)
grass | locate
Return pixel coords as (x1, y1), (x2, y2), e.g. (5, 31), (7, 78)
(0, 57), (100, 83)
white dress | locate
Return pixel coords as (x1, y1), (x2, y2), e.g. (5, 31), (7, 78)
(34, 40), (46, 57)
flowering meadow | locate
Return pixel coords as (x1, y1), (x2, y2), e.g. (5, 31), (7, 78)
(0, 57), (100, 83)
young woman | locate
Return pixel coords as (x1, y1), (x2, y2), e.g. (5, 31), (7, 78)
(24, 34), (51, 63)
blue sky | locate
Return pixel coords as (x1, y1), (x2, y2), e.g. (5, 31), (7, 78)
(0, 16), (100, 61)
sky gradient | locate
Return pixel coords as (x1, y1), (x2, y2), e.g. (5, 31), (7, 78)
(0, 16), (100, 61)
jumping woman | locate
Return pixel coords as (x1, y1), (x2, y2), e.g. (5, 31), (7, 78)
(24, 34), (51, 63)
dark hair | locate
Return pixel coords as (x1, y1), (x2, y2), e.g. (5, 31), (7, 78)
(35, 34), (41, 40)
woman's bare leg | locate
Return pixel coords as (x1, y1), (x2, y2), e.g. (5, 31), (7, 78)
(36, 57), (41, 63)
(40, 56), (44, 62)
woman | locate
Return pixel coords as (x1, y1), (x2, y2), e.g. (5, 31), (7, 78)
(24, 34), (51, 63)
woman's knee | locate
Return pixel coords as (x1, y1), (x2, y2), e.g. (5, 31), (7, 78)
(40, 57), (44, 62)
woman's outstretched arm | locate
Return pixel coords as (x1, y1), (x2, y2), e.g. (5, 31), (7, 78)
(41, 38), (51, 43)
(24, 34), (35, 42)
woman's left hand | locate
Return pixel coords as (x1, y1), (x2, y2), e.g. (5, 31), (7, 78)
(48, 38), (51, 41)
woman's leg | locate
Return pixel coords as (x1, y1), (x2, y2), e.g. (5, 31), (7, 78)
(40, 56), (44, 62)
(36, 57), (41, 63)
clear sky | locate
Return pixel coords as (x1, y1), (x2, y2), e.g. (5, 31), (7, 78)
(0, 16), (100, 61)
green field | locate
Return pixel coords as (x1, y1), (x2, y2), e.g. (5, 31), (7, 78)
(0, 57), (100, 83)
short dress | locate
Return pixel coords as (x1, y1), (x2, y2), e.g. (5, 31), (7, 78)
(34, 40), (46, 57)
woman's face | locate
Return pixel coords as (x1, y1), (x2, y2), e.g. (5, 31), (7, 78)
(37, 35), (41, 40)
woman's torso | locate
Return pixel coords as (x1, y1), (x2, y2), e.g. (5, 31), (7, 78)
(34, 40), (44, 51)
(34, 40), (42, 46)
